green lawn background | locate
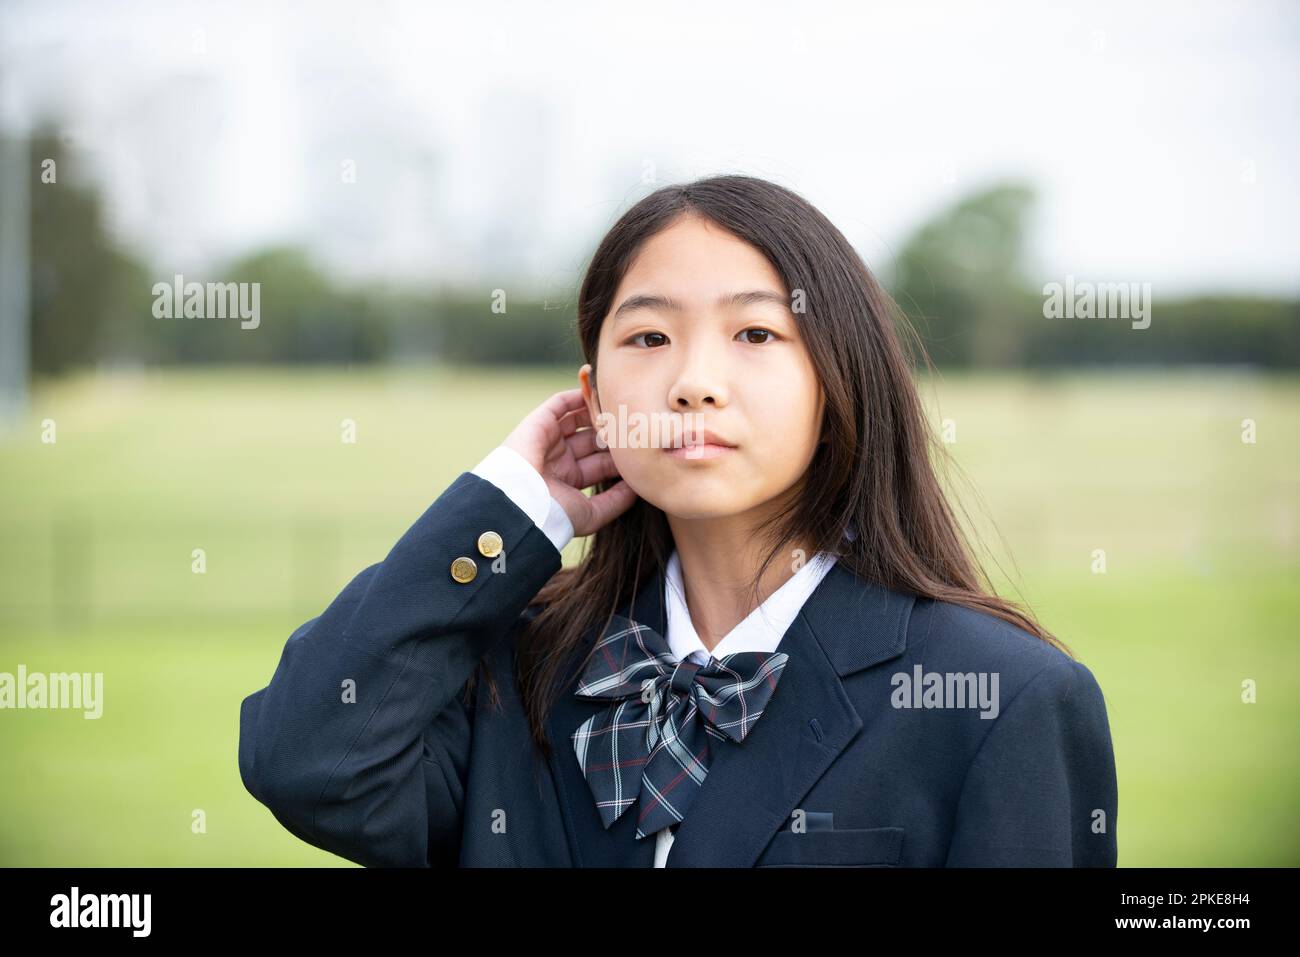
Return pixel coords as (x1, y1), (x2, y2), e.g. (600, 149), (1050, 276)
(0, 365), (1296, 866)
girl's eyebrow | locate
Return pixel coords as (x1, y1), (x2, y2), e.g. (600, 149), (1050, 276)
(612, 289), (791, 324)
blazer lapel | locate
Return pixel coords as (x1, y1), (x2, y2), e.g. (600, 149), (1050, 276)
(546, 559), (917, 868)
(665, 562), (916, 867)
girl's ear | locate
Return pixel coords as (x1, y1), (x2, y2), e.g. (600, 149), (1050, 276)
(579, 362), (602, 416)
(580, 363), (610, 449)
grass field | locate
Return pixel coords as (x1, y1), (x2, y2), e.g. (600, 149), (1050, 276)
(0, 364), (1297, 866)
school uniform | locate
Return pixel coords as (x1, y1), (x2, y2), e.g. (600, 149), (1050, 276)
(238, 447), (1119, 867)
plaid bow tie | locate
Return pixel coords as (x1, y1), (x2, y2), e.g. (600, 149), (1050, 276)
(570, 615), (790, 839)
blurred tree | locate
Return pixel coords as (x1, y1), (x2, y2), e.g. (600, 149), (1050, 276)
(28, 129), (150, 375)
(436, 291), (582, 366)
(23, 137), (1298, 372)
(888, 182), (1039, 367)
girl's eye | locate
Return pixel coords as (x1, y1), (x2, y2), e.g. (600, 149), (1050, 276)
(629, 332), (669, 348)
(626, 328), (780, 347)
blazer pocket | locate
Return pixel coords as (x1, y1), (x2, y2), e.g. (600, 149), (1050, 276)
(755, 827), (904, 868)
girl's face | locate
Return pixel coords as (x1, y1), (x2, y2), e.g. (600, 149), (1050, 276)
(581, 214), (825, 522)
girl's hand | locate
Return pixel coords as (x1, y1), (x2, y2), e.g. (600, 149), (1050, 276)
(501, 388), (639, 538)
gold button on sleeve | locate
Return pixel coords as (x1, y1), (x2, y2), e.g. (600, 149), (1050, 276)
(477, 531), (503, 558)
(450, 556), (478, 583)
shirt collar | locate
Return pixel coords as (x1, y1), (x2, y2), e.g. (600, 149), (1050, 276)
(663, 546), (840, 666)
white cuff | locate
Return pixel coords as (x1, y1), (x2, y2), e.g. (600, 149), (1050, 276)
(471, 445), (575, 555)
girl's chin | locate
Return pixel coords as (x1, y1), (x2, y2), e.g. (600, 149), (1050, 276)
(644, 491), (756, 522)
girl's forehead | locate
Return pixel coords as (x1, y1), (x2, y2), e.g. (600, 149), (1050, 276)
(622, 217), (781, 278)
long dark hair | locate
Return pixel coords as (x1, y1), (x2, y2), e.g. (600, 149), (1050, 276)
(467, 173), (1070, 763)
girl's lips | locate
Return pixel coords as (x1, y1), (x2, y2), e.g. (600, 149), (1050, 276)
(663, 443), (736, 461)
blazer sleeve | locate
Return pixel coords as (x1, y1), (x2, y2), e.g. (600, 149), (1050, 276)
(943, 656), (1119, 867)
(237, 470), (563, 867)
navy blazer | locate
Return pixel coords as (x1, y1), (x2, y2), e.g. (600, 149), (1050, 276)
(238, 471), (1118, 867)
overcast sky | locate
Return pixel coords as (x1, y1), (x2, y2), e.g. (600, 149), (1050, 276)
(2, 0), (1296, 297)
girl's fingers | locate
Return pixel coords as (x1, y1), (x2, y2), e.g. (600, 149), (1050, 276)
(505, 389), (590, 474)
(563, 426), (604, 461)
(530, 394), (586, 459)
(556, 404), (593, 437)
(575, 449), (621, 489)
(584, 479), (638, 531)
(533, 389), (587, 436)
(533, 389), (637, 533)
(538, 394), (592, 455)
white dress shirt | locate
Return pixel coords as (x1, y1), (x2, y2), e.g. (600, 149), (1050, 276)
(471, 445), (843, 866)
(471, 445), (576, 554)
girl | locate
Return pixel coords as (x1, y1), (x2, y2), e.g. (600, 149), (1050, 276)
(238, 174), (1117, 868)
